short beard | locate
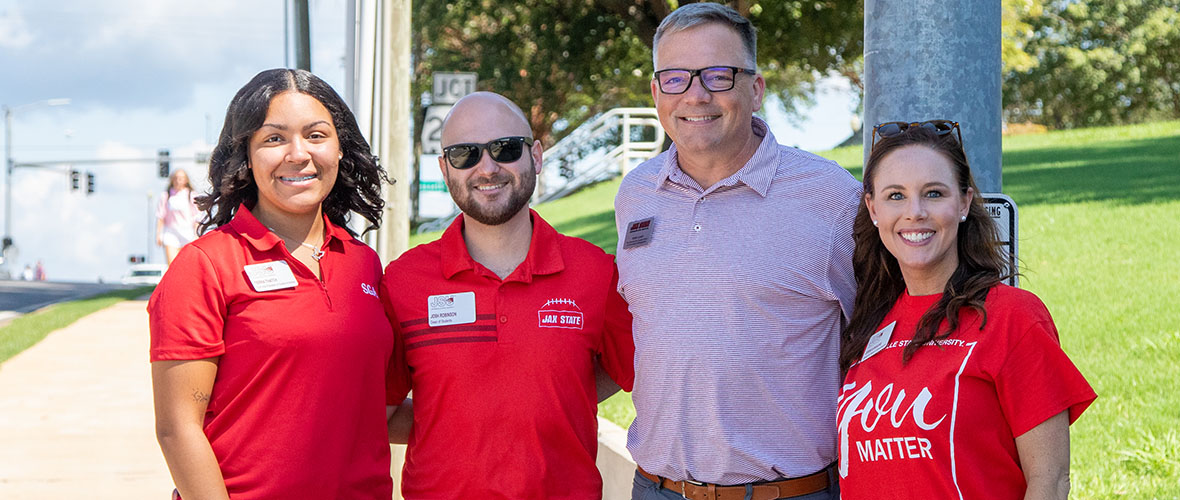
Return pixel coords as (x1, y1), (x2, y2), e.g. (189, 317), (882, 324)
(450, 163), (536, 226)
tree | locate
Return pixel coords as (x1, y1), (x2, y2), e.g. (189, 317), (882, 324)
(412, 0), (863, 146)
(1002, 0), (1180, 128)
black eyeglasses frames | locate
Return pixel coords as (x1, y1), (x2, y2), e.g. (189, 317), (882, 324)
(871, 120), (963, 150)
(653, 66), (757, 95)
(442, 136), (535, 170)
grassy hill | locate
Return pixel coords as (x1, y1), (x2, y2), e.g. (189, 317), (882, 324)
(409, 120), (1180, 497)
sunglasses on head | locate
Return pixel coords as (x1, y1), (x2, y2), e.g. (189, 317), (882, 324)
(442, 136), (534, 170)
(871, 120), (962, 151)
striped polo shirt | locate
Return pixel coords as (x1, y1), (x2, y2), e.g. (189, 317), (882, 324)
(614, 117), (860, 484)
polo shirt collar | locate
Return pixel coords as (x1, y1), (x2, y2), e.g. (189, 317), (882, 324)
(228, 203), (353, 254)
(440, 208), (565, 282)
(655, 116), (779, 197)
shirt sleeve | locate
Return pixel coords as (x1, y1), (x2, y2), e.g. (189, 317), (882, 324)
(148, 244), (227, 361)
(156, 192), (169, 221)
(380, 270), (413, 405)
(995, 317), (1097, 436)
(597, 262), (635, 392)
(828, 199), (858, 322)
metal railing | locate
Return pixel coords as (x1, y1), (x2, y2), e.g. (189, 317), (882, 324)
(534, 107), (663, 203)
(416, 107), (664, 233)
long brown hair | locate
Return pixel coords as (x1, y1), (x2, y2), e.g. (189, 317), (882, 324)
(839, 126), (1009, 373)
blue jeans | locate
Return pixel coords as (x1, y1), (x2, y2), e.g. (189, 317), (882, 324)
(631, 469), (839, 500)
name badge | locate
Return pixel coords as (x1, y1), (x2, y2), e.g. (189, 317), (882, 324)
(243, 260), (298, 292)
(861, 321), (896, 362)
(623, 217), (655, 249)
(427, 291), (476, 327)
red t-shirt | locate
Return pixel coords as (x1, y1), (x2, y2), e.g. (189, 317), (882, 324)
(381, 211), (635, 499)
(838, 285), (1096, 498)
(149, 205), (394, 499)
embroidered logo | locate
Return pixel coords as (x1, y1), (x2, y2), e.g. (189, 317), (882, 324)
(537, 298), (584, 330)
(360, 282), (379, 298)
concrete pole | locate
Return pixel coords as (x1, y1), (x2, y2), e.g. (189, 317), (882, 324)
(293, 0), (312, 71)
(381, 0), (411, 261)
(863, 1), (1002, 192)
(4, 106), (12, 248)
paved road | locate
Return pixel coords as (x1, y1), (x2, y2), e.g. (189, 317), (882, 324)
(0, 280), (136, 322)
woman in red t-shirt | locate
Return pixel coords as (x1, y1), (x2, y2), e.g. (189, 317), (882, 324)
(838, 121), (1095, 499)
(149, 69), (395, 499)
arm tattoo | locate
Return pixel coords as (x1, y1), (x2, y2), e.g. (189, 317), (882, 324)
(192, 389), (211, 404)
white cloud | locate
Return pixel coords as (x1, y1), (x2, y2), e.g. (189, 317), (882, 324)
(0, 5), (34, 49)
(1, 0), (286, 111)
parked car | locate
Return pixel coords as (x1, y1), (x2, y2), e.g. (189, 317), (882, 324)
(122, 264), (167, 285)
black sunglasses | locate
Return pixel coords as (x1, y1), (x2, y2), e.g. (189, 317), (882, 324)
(653, 66), (757, 94)
(442, 136), (534, 170)
(871, 120), (962, 151)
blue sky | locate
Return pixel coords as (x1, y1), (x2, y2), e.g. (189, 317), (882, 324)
(1, 0), (857, 282)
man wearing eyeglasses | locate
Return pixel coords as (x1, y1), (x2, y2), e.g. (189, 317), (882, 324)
(380, 91), (635, 499)
(614, 4), (860, 500)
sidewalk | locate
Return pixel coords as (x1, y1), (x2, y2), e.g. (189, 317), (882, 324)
(0, 298), (633, 499)
(0, 299), (173, 499)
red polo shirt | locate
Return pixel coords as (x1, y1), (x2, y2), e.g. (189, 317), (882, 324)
(149, 204), (394, 499)
(382, 210), (634, 499)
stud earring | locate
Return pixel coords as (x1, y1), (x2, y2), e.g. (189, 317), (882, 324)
(872, 220), (878, 227)
(960, 215), (967, 222)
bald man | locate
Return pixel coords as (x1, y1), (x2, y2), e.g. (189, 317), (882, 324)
(379, 92), (635, 499)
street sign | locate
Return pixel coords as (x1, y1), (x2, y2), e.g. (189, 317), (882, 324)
(431, 72), (477, 105)
(420, 105), (450, 155)
(983, 193), (1018, 287)
(417, 154), (457, 218)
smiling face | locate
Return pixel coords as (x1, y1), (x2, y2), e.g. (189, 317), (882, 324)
(865, 145), (974, 295)
(651, 22), (764, 166)
(247, 91), (340, 222)
(438, 93), (541, 227)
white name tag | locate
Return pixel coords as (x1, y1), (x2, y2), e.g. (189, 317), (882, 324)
(427, 292), (476, 327)
(623, 217), (655, 249)
(861, 321), (896, 363)
(243, 260), (298, 292)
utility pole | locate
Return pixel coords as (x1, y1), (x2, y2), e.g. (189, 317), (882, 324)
(293, 0), (311, 70)
(4, 106), (12, 253)
(3, 98), (70, 258)
(385, 0), (411, 259)
(863, 1), (1002, 192)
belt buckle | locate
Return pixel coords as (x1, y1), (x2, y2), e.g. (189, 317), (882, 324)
(680, 478), (705, 500)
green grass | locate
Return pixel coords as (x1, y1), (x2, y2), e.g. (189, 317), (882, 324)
(409, 120), (1180, 496)
(0, 287), (154, 364)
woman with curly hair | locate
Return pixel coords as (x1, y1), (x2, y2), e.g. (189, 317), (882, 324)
(148, 68), (396, 499)
(837, 121), (1095, 499)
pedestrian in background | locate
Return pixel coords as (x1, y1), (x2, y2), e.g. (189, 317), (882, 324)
(155, 169), (200, 265)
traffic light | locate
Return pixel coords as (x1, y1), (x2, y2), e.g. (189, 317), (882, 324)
(70, 169), (80, 191)
(158, 149), (171, 178)
(86, 172), (95, 195)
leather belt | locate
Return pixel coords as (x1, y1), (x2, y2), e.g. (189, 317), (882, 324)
(637, 464), (832, 500)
